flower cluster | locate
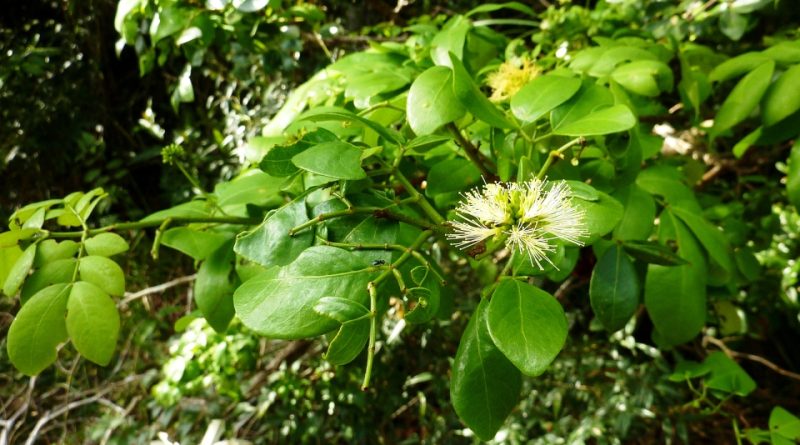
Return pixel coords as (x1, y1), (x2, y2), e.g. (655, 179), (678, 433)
(446, 179), (587, 269)
(487, 57), (540, 102)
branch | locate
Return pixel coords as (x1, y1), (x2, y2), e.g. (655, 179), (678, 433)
(703, 336), (800, 382)
(446, 123), (497, 180)
(46, 216), (261, 239)
(118, 274), (198, 308)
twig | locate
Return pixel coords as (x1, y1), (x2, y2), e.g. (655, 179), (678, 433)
(703, 336), (800, 382)
(0, 377), (36, 445)
(118, 274), (197, 308)
(446, 123), (497, 180)
(24, 375), (143, 445)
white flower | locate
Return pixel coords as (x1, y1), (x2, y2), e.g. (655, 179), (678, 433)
(446, 178), (587, 269)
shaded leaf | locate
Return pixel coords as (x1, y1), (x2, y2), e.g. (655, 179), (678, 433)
(451, 298), (521, 441)
(590, 245), (640, 332)
(234, 200), (313, 268)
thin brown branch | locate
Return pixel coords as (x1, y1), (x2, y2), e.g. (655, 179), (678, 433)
(118, 274), (197, 308)
(703, 336), (800, 382)
(446, 123), (497, 180)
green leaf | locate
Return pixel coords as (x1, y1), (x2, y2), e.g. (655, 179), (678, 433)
(314, 296), (370, 323)
(448, 52), (515, 129)
(671, 206), (733, 274)
(403, 271), (442, 324)
(3, 243), (36, 297)
(84, 233), (129, 257)
(291, 141), (367, 180)
(611, 60), (674, 97)
(7, 283), (71, 375)
(161, 227), (230, 261)
(195, 241), (236, 332)
(140, 201), (210, 223)
(20, 258), (76, 305)
(510, 75), (581, 122)
(214, 171), (285, 214)
(150, 5), (190, 43)
(622, 240), (688, 266)
(233, 246), (376, 339)
(451, 298), (521, 441)
(78, 256), (126, 297)
(585, 46), (659, 78)
(732, 126), (763, 158)
(770, 407), (800, 444)
(612, 184), (655, 241)
(762, 40), (800, 65)
(324, 318), (370, 365)
(712, 61), (775, 137)
(259, 138), (315, 177)
(0, 228), (40, 248)
(466, 2), (535, 17)
(645, 213), (706, 347)
(407, 66), (466, 136)
(426, 158), (481, 195)
(234, 200), (313, 268)
(430, 15), (471, 66)
(590, 245), (640, 332)
(299, 108), (404, 146)
(0, 245), (22, 291)
(762, 64), (800, 127)
(787, 141), (800, 210)
(636, 165), (701, 211)
(550, 83), (614, 130)
(571, 188), (624, 244)
(487, 280), (567, 376)
(552, 104), (636, 136)
(703, 351), (756, 396)
(66, 281), (120, 366)
(345, 70), (411, 106)
(405, 134), (452, 153)
(33, 240), (78, 268)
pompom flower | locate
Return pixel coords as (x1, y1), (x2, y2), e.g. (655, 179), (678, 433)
(487, 57), (540, 102)
(446, 179), (587, 269)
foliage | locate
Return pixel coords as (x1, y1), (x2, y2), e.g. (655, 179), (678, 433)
(3, 0), (800, 443)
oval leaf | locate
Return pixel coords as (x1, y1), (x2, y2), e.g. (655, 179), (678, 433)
(7, 283), (71, 375)
(84, 233), (130, 257)
(161, 227), (230, 261)
(2, 243), (36, 297)
(571, 188), (624, 244)
(233, 246), (376, 339)
(324, 318), (370, 365)
(78, 255), (126, 297)
(448, 52), (515, 129)
(590, 245), (640, 332)
(487, 280), (568, 376)
(511, 74), (582, 123)
(195, 241), (236, 333)
(291, 141), (367, 180)
(234, 200), (313, 268)
(762, 63), (800, 127)
(451, 298), (521, 441)
(314, 296), (370, 323)
(712, 61), (775, 137)
(407, 66), (466, 136)
(611, 60), (674, 97)
(645, 213), (706, 347)
(67, 281), (120, 366)
(552, 104), (636, 136)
